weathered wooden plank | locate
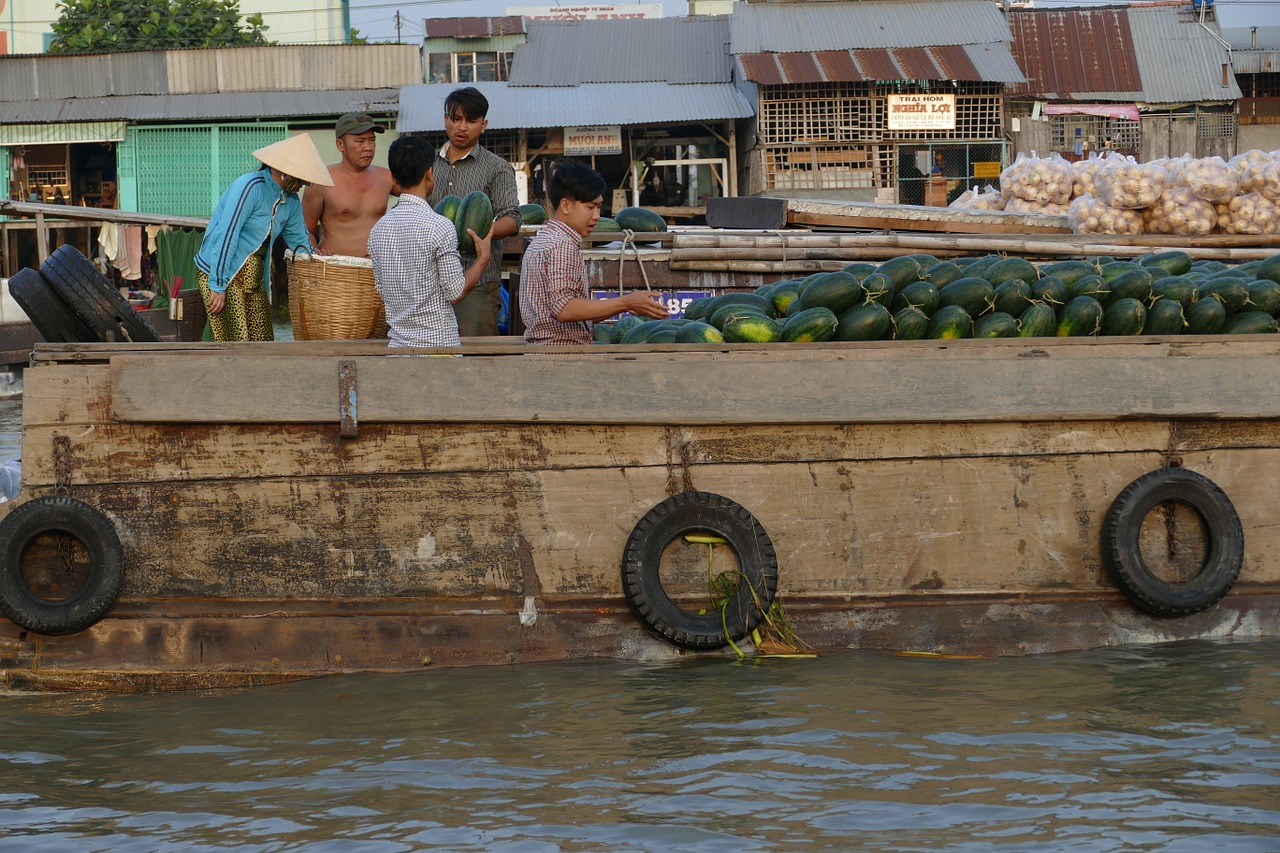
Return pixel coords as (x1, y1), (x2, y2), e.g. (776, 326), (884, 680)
(108, 348), (1280, 425)
(54, 449), (1280, 603)
(21, 419), (1196, 487)
(21, 363), (112, 428)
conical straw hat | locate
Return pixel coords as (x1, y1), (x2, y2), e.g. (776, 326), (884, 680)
(252, 135), (334, 187)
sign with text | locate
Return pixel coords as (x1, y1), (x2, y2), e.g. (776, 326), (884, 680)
(887, 94), (957, 131)
(510, 4), (663, 20)
(592, 290), (711, 320)
(564, 125), (622, 156)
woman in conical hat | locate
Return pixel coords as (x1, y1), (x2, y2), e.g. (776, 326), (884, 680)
(194, 134), (334, 341)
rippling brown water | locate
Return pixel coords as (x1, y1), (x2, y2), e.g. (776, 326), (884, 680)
(0, 399), (1277, 850)
(2, 641), (1278, 851)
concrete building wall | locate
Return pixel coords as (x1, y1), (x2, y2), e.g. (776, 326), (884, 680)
(1239, 124), (1280, 153)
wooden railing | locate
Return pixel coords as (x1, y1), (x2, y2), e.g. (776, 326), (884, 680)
(0, 202), (207, 272)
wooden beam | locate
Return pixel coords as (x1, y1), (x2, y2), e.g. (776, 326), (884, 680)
(108, 342), (1280, 425)
(0, 201), (207, 229)
(34, 211), (49, 265)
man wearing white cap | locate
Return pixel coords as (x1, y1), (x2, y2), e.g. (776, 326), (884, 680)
(195, 134), (333, 341)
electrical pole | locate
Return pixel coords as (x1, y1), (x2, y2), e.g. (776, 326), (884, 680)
(395, 10), (402, 44)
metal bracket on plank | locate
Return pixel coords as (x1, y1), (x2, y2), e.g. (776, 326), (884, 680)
(338, 359), (358, 439)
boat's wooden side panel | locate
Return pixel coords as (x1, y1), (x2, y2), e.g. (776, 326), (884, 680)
(48, 443), (1280, 602)
(21, 420), (1182, 487)
(5, 340), (1278, 690)
(105, 343), (1280, 425)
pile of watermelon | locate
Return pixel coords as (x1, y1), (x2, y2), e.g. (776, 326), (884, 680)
(599, 250), (1280, 344)
(434, 191), (493, 254)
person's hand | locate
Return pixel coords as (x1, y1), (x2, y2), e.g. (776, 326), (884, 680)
(467, 228), (493, 262)
(207, 289), (225, 315)
(624, 291), (669, 319)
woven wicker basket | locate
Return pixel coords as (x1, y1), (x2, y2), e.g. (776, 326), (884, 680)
(286, 252), (388, 340)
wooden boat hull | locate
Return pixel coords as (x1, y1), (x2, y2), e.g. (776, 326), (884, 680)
(1, 337), (1278, 691)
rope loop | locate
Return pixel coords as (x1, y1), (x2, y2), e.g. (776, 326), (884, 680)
(615, 228), (653, 294)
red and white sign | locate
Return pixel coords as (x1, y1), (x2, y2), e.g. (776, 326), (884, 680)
(510, 4), (663, 20)
(564, 125), (622, 156)
(887, 94), (957, 131)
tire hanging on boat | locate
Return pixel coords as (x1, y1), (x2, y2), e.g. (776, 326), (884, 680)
(1100, 468), (1243, 618)
(0, 496), (125, 635)
(622, 491), (778, 650)
(6, 267), (96, 343)
(40, 244), (162, 343)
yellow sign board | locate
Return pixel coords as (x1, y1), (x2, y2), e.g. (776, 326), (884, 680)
(972, 161), (1002, 178)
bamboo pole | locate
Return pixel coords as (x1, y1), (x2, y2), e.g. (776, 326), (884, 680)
(670, 236), (1280, 263)
(673, 232), (1280, 250)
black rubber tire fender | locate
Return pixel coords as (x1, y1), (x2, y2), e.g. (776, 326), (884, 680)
(6, 266), (96, 343)
(622, 491), (778, 650)
(0, 496), (125, 635)
(40, 244), (162, 343)
(1101, 467), (1243, 618)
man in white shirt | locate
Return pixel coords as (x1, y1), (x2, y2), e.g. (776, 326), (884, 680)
(367, 136), (492, 348)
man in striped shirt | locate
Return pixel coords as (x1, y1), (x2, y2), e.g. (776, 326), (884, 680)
(368, 136), (492, 348)
(425, 87), (521, 338)
(521, 160), (667, 345)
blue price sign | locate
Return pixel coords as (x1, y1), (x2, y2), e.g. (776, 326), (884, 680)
(591, 290), (712, 319)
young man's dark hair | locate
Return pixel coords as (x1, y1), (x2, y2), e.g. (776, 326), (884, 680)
(548, 159), (608, 207)
(444, 86), (490, 121)
(387, 136), (434, 189)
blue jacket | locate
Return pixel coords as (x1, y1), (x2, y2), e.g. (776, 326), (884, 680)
(195, 168), (313, 294)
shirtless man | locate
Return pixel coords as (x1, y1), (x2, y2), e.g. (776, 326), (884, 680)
(302, 113), (395, 257)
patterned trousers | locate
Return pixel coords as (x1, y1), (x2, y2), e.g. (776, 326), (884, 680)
(197, 247), (275, 342)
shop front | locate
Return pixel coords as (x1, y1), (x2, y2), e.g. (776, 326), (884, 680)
(1, 122), (125, 275)
(398, 81), (750, 220)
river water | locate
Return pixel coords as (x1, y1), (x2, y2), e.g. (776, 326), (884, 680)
(0, 400), (1278, 851)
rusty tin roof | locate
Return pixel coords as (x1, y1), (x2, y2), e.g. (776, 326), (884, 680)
(1007, 5), (1240, 103)
(738, 43), (1025, 85)
(424, 16), (526, 39)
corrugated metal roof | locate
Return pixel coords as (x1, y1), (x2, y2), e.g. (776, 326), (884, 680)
(1222, 26), (1280, 50)
(1007, 6), (1240, 103)
(1006, 7), (1142, 98)
(739, 43), (1024, 84)
(425, 16), (526, 38)
(0, 121), (126, 145)
(730, 0), (1016, 54)
(0, 45), (420, 101)
(0, 90), (401, 125)
(1127, 6), (1240, 102)
(1231, 50), (1280, 75)
(398, 81), (753, 130)
(507, 16), (732, 85)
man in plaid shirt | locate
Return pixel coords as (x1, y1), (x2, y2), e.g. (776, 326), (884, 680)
(368, 136), (492, 348)
(425, 87), (521, 338)
(520, 160), (667, 345)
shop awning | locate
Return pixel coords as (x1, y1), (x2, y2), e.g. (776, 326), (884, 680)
(737, 44), (1026, 85)
(0, 122), (126, 145)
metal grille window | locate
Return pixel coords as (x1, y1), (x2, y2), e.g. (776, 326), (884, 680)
(1196, 111), (1236, 139)
(896, 142), (1007, 205)
(1050, 115), (1141, 155)
(120, 124), (288, 217)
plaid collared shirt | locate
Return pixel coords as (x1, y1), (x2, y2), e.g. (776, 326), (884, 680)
(426, 143), (520, 290)
(520, 219), (593, 345)
(368, 194), (466, 348)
